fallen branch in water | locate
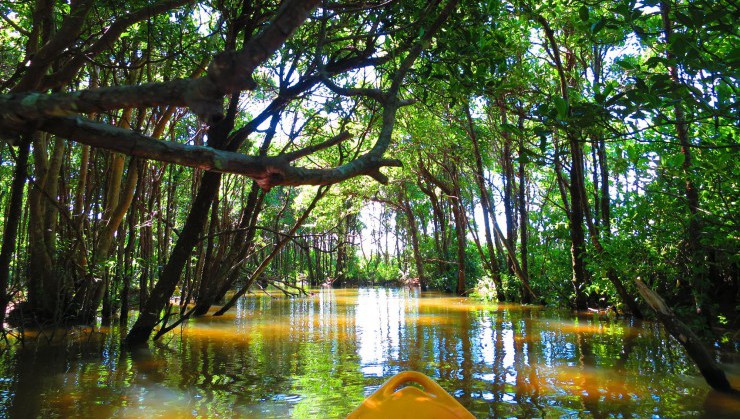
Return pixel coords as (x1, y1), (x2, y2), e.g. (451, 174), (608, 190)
(635, 278), (738, 395)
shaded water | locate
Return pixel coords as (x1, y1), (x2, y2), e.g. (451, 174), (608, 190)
(0, 288), (738, 418)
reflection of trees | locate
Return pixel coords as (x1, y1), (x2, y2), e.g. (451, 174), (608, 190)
(8, 332), (114, 417)
(290, 289), (364, 417)
(613, 328), (637, 419)
(514, 309), (544, 417)
(576, 332), (602, 418)
(1, 292), (727, 417)
(8, 346), (57, 417)
(458, 308), (473, 406)
(493, 311), (505, 404)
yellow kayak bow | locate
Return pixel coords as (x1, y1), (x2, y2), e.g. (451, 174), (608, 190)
(348, 371), (475, 418)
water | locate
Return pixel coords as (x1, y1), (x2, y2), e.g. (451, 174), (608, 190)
(0, 288), (738, 418)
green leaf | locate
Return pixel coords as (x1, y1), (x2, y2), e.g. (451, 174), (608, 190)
(717, 81), (731, 106)
(554, 97), (568, 119)
(603, 82), (615, 99)
(626, 145), (640, 165)
(501, 123), (522, 136)
(616, 3), (630, 18)
(591, 18), (606, 34)
(665, 153), (685, 168)
(579, 6), (589, 22)
(645, 56), (665, 69)
(728, 46), (740, 68)
(670, 34), (689, 58)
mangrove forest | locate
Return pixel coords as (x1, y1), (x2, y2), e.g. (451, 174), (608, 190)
(0, 0), (737, 417)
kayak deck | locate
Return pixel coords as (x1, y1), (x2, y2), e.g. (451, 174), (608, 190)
(348, 371), (475, 418)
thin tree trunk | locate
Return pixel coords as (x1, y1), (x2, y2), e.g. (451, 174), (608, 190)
(636, 279), (737, 394)
(597, 138), (610, 233)
(401, 198), (426, 291)
(517, 116), (530, 303)
(125, 171), (222, 345)
(452, 196), (467, 295)
(660, 1), (708, 318)
(465, 103), (505, 300)
(499, 99), (517, 277)
(214, 186), (329, 316)
(537, 13), (591, 310)
(0, 138), (30, 328)
(568, 138), (590, 310)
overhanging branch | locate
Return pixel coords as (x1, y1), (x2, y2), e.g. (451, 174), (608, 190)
(0, 0), (320, 124)
(25, 116), (401, 190)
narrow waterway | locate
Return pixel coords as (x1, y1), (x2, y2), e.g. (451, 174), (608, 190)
(0, 288), (738, 418)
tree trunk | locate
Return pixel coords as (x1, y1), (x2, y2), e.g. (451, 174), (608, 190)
(465, 103), (504, 300)
(568, 136), (590, 310)
(401, 198), (426, 291)
(660, 1), (709, 318)
(597, 137), (611, 233)
(452, 195), (467, 295)
(580, 141), (644, 318)
(517, 115), (530, 303)
(27, 132), (64, 320)
(418, 181), (450, 280)
(499, 99), (517, 278)
(120, 188), (139, 326)
(0, 138), (30, 328)
(537, 13), (591, 310)
(125, 171), (222, 345)
(214, 186), (328, 316)
(636, 279), (737, 394)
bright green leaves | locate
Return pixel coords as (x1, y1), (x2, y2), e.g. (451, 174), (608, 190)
(728, 46), (740, 71)
(554, 96), (569, 120)
(594, 82), (616, 104)
(644, 56), (671, 70)
(615, 58), (639, 71)
(668, 33), (701, 65)
(590, 18), (607, 35)
(716, 80), (733, 108)
(664, 153), (685, 169)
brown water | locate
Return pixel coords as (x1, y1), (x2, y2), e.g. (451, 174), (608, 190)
(0, 288), (738, 418)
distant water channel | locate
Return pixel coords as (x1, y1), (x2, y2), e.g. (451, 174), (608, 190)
(0, 288), (738, 418)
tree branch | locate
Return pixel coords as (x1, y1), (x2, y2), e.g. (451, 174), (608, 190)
(42, 0), (195, 90)
(1, 0), (320, 123)
(280, 131), (351, 161)
(15, 115), (400, 190)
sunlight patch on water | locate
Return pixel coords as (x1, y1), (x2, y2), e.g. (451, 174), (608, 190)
(180, 324), (253, 342)
(539, 319), (639, 336)
(550, 366), (638, 399)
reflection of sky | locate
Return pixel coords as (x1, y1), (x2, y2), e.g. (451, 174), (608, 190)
(476, 314), (495, 366)
(355, 289), (403, 376)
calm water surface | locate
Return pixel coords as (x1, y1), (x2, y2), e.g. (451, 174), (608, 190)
(0, 288), (738, 418)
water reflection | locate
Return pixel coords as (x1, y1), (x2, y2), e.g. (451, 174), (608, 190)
(0, 288), (737, 418)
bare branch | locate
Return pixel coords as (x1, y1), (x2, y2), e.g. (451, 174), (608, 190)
(12, 116), (400, 190)
(320, 76), (385, 102)
(280, 131), (351, 161)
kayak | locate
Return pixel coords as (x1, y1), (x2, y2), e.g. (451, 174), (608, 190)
(348, 371), (476, 418)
